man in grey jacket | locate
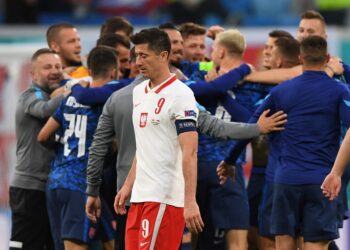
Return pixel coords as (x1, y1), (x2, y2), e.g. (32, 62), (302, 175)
(85, 74), (286, 250)
(9, 48), (65, 250)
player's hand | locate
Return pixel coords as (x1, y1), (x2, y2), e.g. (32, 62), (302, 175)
(206, 25), (224, 40)
(184, 201), (204, 234)
(327, 56), (344, 76)
(216, 160), (235, 185)
(79, 80), (90, 88)
(85, 196), (101, 223)
(114, 186), (131, 215)
(205, 67), (219, 81)
(321, 172), (341, 201)
(257, 109), (288, 134)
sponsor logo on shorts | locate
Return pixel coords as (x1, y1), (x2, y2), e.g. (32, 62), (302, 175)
(140, 241), (149, 247)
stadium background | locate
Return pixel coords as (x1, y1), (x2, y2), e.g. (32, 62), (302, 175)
(0, 0), (350, 249)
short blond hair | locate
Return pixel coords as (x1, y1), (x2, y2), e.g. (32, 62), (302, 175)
(216, 29), (246, 57)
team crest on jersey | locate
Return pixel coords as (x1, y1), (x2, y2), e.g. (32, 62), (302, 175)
(140, 112), (148, 128)
(151, 118), (160, 125)
(184, 110), (197, 118)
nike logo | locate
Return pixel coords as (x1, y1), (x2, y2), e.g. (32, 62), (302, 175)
(134, 103), (141, 107)
(140, 242), (149, 247)
(213, 239), (224, 245)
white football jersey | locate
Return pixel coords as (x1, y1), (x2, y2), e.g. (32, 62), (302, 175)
(131, 74), (198, 207)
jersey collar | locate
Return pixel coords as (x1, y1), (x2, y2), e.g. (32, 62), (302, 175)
(145, 74), (177, 94)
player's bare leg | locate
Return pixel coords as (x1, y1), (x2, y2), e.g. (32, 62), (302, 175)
(259, 236), (276, 250)
(226, 229), (248, 250)
(64, 240), (88, 250)
(275, 235), (296, 250)
(102, 240), (115, 250)
(248, 226), (259, 250)
(304, 241), (329, 250)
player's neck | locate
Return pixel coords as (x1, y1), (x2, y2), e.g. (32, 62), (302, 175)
(220, 58), (241, 72)
(149, 69), (172, 89)
(302, 64), (326, 72)
(91, 78), (110, 88)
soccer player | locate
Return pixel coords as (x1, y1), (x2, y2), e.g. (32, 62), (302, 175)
(219, 35), (301, 250)
(96, 33), (131, 79)
(179, 22), (206, 63)
(111, 27), (202, 250)
(254, 36), (350, 250)
(46, 23), (88, 79)
(37, 46), (118, 250)
(10, 48), (65, 250)
(99, 16), (134, 38)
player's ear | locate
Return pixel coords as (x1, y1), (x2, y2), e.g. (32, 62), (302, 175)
(50, 41), (60, 53)
(299, 54), (304, 65)
(277, 58), (283, 68)
(220, 47), (225, 59)
(111, 68), (118, 80)
(326, 53), (330, 63)
(160, 51), (168, 61)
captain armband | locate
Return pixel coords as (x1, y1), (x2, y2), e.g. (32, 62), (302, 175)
(175, 119), (197, 135)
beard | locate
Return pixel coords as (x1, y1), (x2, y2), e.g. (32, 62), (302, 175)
(65, 58), (82, 67)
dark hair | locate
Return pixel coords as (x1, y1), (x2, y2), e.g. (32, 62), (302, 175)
(301, 10), (326, 26)
(275, 37), (300, 67)
(100, 16), (133, 38)
(269, 30), (293, 39)
(131, 28), (171, 55)
(130, 46), (136, 63)
(159, 22), (178, 31)
(300, 35), (327, 65)
(31, 48), (57, 62)
(97, 33), (131, 49)
(87, 46), (118, 78)
(46, 23), (75, 47)
(179, 22), (206, 39)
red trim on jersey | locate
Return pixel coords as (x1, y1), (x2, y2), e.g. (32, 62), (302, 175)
(155, 75), (177, 94)
(144, 75), (177, 94)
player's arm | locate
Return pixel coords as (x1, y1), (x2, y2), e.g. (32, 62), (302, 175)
(24, 90), (65, 119)
(322, 87), (350, 200)
(71, 79), (132, 105)
(37, 117), (61, 143)
(178, 128), (204, 233)
(86, 97), (116, 197)
(217, 94), (285, 183)
(187, 63), (251, 97)
(197, 109), (286, 140)
(321, 129), (350, 200)
(113, 156), (137, 216)
(245, 65), (302, 84)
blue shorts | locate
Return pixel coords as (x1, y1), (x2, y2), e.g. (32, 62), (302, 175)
(271, 184), (339, 242)
(47, 189), (93, 250)
(257, 181), (274, 237)
(197, 160), (249, 230)
(247, 166), (266, 227)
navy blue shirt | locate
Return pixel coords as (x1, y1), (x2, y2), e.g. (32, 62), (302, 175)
(255, 70), (350, 185)
(48, 95), (103, 193)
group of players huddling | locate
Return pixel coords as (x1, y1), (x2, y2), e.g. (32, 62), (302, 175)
(9, 9), (350, 250)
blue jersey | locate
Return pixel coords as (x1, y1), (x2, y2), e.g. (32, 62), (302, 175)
(215, 81), (275, 164)
(255, 70), (350, 185)
(48, 95), (103, 193)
